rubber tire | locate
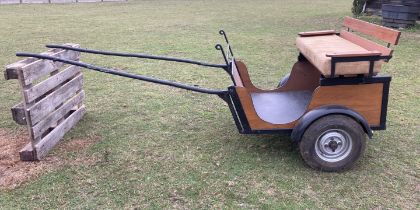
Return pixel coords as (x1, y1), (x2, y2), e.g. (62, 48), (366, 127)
(277, 73), (290, 87)
(299, 115), (366, 172)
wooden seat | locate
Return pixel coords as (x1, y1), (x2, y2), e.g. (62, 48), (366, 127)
(296, 34), (383, 76)
(296, 17), (401, 77)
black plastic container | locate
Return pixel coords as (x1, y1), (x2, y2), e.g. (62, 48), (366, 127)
(382, 4), (419, 28)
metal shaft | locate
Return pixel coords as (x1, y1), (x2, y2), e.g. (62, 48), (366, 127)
(16, 52), (228, 96)
(46, 44), (228, 69)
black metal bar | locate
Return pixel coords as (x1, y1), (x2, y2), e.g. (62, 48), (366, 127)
(228, 87), (251, 133)
(46, 44), (228, 69)
(228, 60), (239, 86)
(219, 30), (234, 57)
(368, 61), (374, 77)
(298, 53), (307, 62)
(320, 75), (391, 86)
(247, 129), (293, 134)
(225, 93), (244, 133)
(331, 55), (390, 63)
(377, 78), (391, 130)
(331, 59), (336, 78)
(215, 44), (229, 65)
(16, 52), (228, 96)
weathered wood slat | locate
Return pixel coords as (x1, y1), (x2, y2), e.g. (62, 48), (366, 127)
(34, 105), (86, 160)
(23, 65), (81, 103)
(21, 59), (56, 85)
(31, 91), (85, 139)
(5, 48), (63, 81)
(5, 44), (80, 84)
(11, 102), (27, 125)
(20, 46), (80, 85)
(28, 74), (83, 125)
(4, 68), (19, 80)
(4, 57), (37, 80)
(19, 143), (36, 161)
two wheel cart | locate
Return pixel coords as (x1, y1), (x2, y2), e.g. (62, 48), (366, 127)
(17, 17), (401, 171)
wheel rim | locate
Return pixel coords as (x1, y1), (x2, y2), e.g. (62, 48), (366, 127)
(314, 129), (353, 162)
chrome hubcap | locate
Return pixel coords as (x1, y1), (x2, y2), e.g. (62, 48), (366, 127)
(314, 129), (352, 162)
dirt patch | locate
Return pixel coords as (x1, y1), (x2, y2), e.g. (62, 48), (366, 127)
(0, 128), (100, 190)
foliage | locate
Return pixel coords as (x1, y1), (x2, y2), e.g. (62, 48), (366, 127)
(352, 0), (367, 16)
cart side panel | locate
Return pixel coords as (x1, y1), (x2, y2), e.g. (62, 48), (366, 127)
(230, 60), (321, 131)
(234, 60), (320, 93)
(307, 83), (384, 127)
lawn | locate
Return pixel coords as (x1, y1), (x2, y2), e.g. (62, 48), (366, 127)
(0, 0), (419, 209)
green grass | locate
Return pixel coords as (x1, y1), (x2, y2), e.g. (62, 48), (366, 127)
(0, 0), (419, 209)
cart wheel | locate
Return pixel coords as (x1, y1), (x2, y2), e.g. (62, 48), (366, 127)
(278, 73), (290, 87)
(299, 115), (366, 172)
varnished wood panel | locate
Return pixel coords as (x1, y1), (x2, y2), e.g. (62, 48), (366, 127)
(233, 60), (321, 130)
(235, 60), (384, 130)
(280, 61), (321, 91)
(308, 83), (383, 126)
(343, 16), (401, 45)
(340, 30), (393, 56)
(234, 60), (320, 93)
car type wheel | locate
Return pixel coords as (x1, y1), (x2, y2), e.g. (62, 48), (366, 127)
(299, 115), (366, 172)
(277, 73), (290, 87)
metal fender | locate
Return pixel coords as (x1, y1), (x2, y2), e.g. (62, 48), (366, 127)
(291, 105), (373, 143)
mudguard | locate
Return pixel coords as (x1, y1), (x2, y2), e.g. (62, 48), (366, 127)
(291, 105), (373, 143)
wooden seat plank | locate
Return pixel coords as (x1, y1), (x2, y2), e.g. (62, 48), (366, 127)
(339, 30), (393, 56)
(343, 16), (401, 45)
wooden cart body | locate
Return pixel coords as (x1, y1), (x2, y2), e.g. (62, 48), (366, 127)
(226, 59), (391, 138)
(225, 17), (399, 142)
(14, 17), (400, 168)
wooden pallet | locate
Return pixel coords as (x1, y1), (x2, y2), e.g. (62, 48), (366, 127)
(4, 43), (86, 161)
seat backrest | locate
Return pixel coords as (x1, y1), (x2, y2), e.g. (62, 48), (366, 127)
(343, 16), (401, 45)
(231, 60), (244, 87)
(341, 16), (401, 57)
